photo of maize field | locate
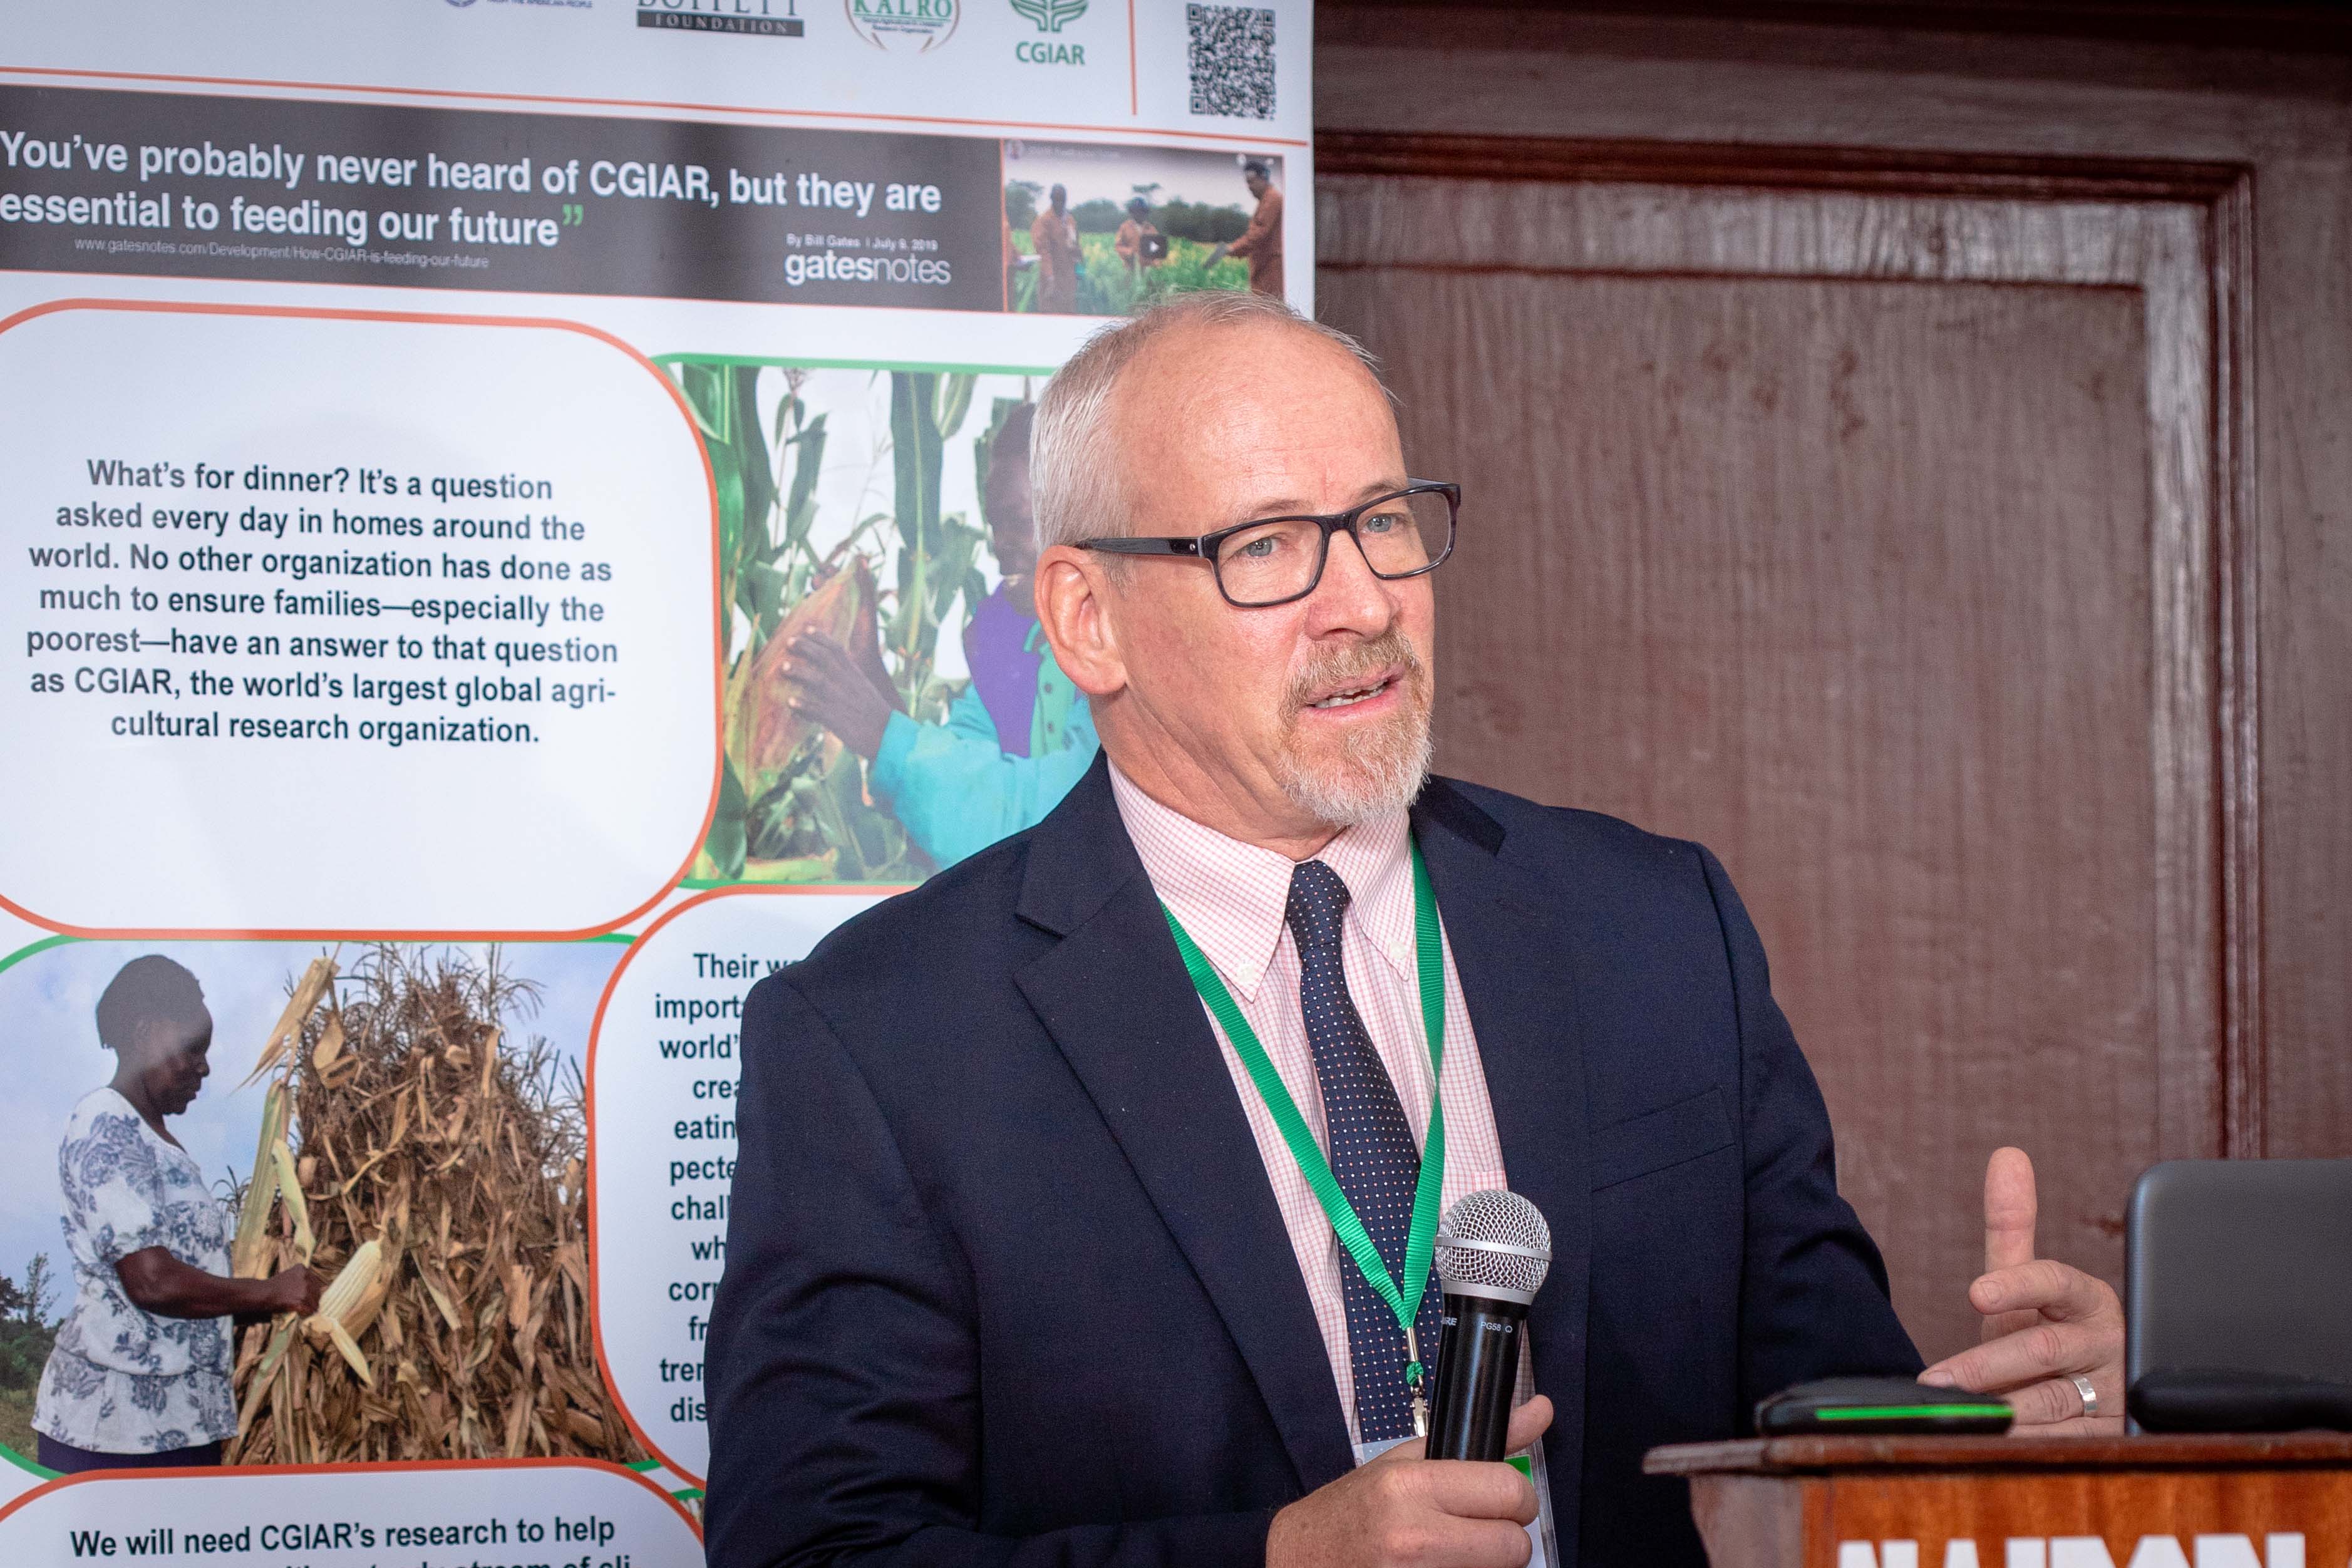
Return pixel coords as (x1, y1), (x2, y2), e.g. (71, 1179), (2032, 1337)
(0, 938), (629, 1473)
(1002, 140), (1269, 315)
(1005, 219), (1251, 316)
(668, 358), (1044, 886)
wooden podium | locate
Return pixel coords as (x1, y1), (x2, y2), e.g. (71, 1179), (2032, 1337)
(1644, 1434), (2352, 1568)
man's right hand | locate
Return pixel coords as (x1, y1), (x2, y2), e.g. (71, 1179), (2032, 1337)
(1267, 1395), (1553, 1568)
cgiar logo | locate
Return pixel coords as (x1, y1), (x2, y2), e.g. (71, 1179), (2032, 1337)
(846, 0), (957, 51)
(1009, 0), (1085, 31)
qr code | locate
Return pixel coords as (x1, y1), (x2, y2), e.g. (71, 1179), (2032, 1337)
(1188, 5), (1276, 121)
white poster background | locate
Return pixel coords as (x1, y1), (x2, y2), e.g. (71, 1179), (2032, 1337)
(0, 0), (1312, 1539)
(1, 1), (1314, 190)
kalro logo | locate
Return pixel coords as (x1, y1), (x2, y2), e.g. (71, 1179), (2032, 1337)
(637, 0), (805, 36)
(1009, 0), (1084, 31)
(847, 0), (957, 50)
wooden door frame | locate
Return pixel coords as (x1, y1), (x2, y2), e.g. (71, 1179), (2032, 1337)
(1316, 131), (2264, 1154)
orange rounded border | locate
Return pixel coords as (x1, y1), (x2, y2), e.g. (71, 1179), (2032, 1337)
(0, 296), (725, 944)
(581, 882), (906, 1489)
(0, 1453), (703, 1540)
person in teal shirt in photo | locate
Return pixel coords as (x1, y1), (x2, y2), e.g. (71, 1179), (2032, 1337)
(780, 401), (1100, 870)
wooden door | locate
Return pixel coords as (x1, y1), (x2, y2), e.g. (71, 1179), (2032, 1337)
(1316, 147), (2255, 1361)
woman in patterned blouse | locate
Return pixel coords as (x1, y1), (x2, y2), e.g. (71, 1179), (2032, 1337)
(31, 956), (321, 1474)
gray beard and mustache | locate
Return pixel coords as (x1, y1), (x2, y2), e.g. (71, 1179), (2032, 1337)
(1272, 631), (1433, 829)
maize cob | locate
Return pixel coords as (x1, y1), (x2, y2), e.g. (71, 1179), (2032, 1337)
(304, 1239), (382, 1344)
(324, 1319), (373, 1387)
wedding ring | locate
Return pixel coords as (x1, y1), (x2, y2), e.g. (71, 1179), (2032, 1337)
(2071, 1373), (2099, 1418)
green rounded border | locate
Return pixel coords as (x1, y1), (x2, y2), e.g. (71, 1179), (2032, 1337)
(0, 934), (75, 982)
(651, 351), (1057, 378)
(0, 929), (647, 1490)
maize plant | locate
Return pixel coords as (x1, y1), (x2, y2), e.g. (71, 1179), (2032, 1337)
(227, 947), (637, 1468)
(673, 359), (989, 885)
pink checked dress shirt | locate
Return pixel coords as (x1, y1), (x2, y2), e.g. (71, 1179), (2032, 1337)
(1108, 761), (1521, 1445)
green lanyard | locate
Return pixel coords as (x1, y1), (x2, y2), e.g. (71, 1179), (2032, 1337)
(1160, 840), (1448, 1423)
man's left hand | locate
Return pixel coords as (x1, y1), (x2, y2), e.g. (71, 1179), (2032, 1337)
(1918, 1146), (2125, 1433)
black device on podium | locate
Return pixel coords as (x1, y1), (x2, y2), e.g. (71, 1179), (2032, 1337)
(1754, 1376), (2012, 1435)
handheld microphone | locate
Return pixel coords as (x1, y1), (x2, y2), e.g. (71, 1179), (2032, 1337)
(1425, 1189), (1552, 1462)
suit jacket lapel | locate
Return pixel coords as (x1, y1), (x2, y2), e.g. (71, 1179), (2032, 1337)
(1412, 780), (1594, 1544)
(1013, 760), (1357, 1490)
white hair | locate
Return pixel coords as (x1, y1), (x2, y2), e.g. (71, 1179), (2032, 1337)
(1029, 291), (1387, 552)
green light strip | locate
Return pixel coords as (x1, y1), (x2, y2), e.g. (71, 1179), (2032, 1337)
(1813, 1404), (2008, 1421)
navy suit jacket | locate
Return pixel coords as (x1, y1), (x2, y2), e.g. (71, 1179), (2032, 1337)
(705, 758), (1921, 1568)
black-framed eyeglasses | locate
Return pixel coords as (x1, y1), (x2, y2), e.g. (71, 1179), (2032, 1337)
(1077, 480), (1460, 608)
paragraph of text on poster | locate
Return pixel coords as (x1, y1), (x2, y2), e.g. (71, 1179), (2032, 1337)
(585, 889), (885, 1483)
(0, 302), (719, 934)
(0, 1457), (702, 1567)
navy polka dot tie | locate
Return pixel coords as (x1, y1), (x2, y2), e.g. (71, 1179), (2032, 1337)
(1286, 859), (1441, 1444)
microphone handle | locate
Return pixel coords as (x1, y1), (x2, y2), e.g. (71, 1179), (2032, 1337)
(1425, 1291), (1528, 1462)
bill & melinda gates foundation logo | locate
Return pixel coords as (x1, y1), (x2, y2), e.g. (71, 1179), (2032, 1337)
(638, 0), (805, 36)
(846, 0), (957, 50)
(1010, 0), (1087, 64)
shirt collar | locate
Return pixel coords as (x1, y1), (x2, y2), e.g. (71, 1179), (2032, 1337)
(1108, 759), (1417, 1002)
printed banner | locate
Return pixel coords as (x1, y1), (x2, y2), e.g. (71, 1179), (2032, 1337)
(0, 4), (1311, 1559)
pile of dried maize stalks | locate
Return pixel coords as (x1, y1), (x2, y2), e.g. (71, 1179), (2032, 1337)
(226, 946), (644, 1468)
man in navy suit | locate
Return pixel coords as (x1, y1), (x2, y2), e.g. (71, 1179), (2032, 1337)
(706, 292), (2125, 1568)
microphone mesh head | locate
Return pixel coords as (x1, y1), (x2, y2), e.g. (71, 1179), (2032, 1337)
(1435, 1189), (1552, 1303)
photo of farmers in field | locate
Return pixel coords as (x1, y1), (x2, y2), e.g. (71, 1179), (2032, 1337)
(673, 359), (1101, 887)
(0, 940), (634, 1476)
(1002, 142), (1284, 316)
